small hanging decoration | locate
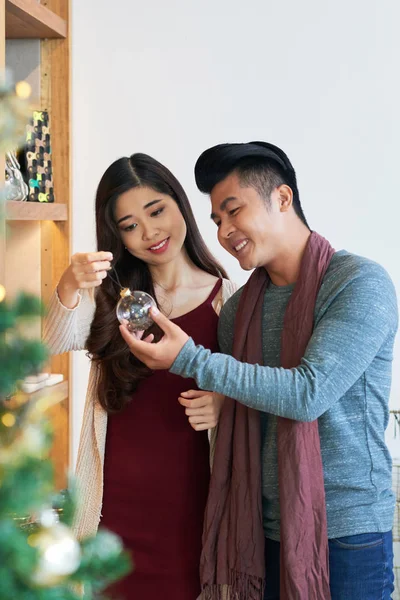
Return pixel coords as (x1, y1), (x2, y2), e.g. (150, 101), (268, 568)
(108, 267), (157, 332)
(116, 288), (157, 332)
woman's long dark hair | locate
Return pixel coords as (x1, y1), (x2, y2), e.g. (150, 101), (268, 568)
(86, 153), (228, 413)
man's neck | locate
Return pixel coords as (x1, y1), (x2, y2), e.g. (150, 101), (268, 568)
(266, 226), (312, 287)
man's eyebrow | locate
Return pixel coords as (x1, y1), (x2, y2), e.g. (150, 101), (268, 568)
(210, 196), (237, 220)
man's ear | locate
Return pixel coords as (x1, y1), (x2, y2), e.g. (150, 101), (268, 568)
(278, 184), (293, 213)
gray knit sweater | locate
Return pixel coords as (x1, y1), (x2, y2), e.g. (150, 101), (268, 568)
(171, 251), (398, 539)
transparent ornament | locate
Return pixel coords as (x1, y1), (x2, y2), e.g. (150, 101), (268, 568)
(116, 288), (156, 332)
(29, 509), (81, 587)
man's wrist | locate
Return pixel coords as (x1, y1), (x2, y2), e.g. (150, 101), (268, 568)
(170, 337), (196, 375)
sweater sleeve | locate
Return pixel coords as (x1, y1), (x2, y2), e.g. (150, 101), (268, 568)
(43, 288), (96, 354)
(170, 265), (398, 422)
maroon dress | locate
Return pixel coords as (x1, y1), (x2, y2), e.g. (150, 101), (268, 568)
(101, 280), (222, 600)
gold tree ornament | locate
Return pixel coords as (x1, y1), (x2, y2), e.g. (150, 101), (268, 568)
(29, 509), (81, 587)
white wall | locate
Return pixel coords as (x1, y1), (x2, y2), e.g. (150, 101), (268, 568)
(71, 0), (400, 465)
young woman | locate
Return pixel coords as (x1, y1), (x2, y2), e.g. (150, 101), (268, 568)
(43, 153), (237, 600)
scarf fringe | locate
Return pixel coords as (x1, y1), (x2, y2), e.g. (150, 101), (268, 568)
(201, 570), (265, 600)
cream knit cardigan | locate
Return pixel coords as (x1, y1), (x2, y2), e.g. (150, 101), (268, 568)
(43, 279), (238, 541)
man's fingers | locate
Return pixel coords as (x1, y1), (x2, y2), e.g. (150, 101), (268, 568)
(119, 324), (134, 347)
(120, 325), (147, 349)
(119, 314), (189, 371)
(149, 307), (178, 335)
(130, 329), (155, 343)
(120, 324), (157, 353)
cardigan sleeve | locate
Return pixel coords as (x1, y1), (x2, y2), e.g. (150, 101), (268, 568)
(43, 288), (96, 354)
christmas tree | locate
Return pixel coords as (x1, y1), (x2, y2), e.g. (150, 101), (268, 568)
(0, 76), (131, 599)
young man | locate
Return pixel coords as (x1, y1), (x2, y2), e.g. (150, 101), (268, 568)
(120, 142), (398, 600)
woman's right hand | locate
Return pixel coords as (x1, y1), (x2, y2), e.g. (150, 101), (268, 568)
(57, 251), (113, 309)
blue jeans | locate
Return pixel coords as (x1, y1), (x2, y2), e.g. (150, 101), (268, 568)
(264, 531), (394, 599)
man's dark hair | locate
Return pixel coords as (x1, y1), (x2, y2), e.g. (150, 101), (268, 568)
(195, 141), (309, 227)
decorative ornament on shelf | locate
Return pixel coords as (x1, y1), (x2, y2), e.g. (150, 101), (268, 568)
(22, 110), (55, 203)
(28, 509), (81, 587)
(5, 151), (29, 201)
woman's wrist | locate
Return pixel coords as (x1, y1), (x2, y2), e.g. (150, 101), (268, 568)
(57, 270), (80, 309)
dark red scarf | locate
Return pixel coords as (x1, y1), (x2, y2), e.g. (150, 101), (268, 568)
(201, 232), (334, 599)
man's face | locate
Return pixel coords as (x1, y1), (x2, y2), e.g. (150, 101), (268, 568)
(210, 172), (286, 271)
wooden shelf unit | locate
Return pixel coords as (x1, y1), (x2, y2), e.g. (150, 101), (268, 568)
(6, 201), (68, 220)
(5, 0), (67, 39)
(1, 0), (71, 490)
(18, 379), (69, 404)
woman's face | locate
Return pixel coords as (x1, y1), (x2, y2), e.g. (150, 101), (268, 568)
(114, 186), (187, 266)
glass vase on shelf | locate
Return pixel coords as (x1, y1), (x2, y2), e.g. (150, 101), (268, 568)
(4, 151), (28, 201)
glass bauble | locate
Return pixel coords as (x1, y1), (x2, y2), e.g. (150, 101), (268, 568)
(116, 289), (156, 332)
(30, 510), (81, 587)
